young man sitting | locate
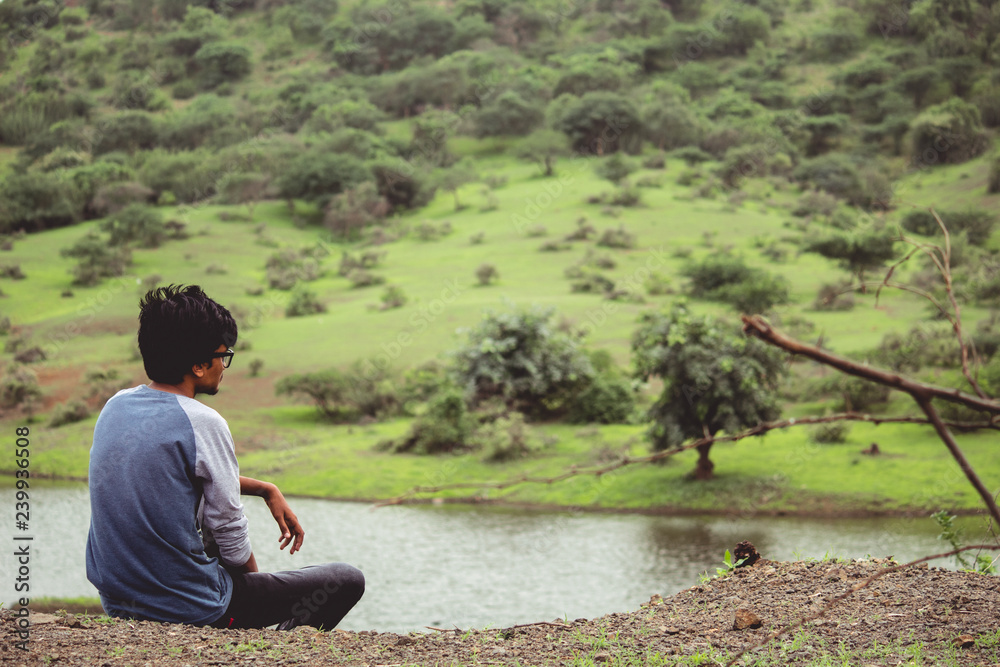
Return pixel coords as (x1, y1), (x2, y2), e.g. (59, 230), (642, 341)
(86, 284), (364, 630)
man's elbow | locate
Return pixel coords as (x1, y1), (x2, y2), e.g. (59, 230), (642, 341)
(227, 551), (258, 574)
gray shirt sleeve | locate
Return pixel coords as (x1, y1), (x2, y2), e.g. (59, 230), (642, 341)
(182, 399), (252, 568)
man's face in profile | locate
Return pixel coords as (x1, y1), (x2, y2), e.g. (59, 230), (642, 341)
(193, 344), (229, 396)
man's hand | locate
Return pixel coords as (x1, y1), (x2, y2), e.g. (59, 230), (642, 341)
(240, 476), (305, 555)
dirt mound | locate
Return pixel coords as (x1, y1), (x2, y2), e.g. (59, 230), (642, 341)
(3, 559), (999, 666)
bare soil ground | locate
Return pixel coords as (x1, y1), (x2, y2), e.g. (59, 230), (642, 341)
(3, 558), (999, 666)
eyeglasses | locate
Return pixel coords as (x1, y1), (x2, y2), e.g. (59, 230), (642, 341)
(210, 348), (235, 369)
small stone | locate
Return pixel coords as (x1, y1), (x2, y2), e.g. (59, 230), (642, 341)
(732, 609), (763, 631)
(29, 613), (60, 624)
(396, 635), (415, 646)
(733, 540), (761, 567)
(662, 626), (681, 635)
(953, 634), (975, 649)
(594, 651), (610, 662)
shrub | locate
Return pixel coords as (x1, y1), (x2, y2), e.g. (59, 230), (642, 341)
(275, 369), (355, 421)
(89, 182), (156, 217)
(285, 288), (326, 317)
(476, 263), (499, 286)
(13, 346), (46, 363)
(539, 240), (571, 252)
(472, 411), (535, 462)
(0, 171), (82, 232)
(370, 159), (436, 210)
(908, 98), (989, 166)
(671, 146), (713, 166)
(60, 232), (132, 286)
(205, 264), (227, 275)
(565, 219), (596, 242)
(86, 70), (106, 89)
(712, 273), (790, 313)
(193, 43), (252, 89)
(714, 6), (771, 56)
(85, 368), (130, 405)
(0, 264), (25, 280)
(93, 111), (159, 155)
(101, 204), (166, 248)
(391, 387), (474, 454)
(683, 255), (789, 313)
(473, 91), (544, 138)
(718, 143), (793, 188)
(266, 248), (325, 290)
(112, 71), (169, 111)
(172, 81), (196, 100)
(874, 325), (959, 373)
(595, 154), (637, 185)
(684, 255), (755, 296)
(514, 130), (571, 177)
(807, 27), (860, 62)
(138, 150), (218, 204)
(413, 221), (452, 242)
(645, 272), (672, 295)
(553, 91), (643, 155)
(792, 190), (840, 218)
(827, 374), (891, 412)
(938, 209), (995, 246)
(379, 285), (407, 310)
(813, 283), (855, 311)
(49, 400), (91, 427)
(567, 373), (635, 424)
(804, 228), (899, 280)
(452, 305), (594, 417)
(248, 359), (264, 377)
(339, 250), (386, 276)
(277, 150), (369, 208)
(570, 272), (616, 295)
(0, 364), (42, 414)
(809, 421), (850, 444)
(160, 94), (240, 150)
(792, 155), (868, 207)
(323, 182), (391, 240)
(348, 269), (385, 288)
(642, 153), (667, 169)
(596, 225), (637, 249)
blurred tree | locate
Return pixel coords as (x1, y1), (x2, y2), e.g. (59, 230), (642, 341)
(514, 129), (570, 176)
(631, 303), (784, 480)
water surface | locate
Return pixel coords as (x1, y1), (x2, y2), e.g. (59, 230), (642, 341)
(2, 483), (992, 632)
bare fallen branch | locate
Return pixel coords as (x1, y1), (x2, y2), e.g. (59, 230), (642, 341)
(375, 412), (997, 507)
(743, 315), (1000, 527)
(742, 316), (1000, 416)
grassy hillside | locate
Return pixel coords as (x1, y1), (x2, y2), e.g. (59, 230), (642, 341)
(1, 0), (999, 513)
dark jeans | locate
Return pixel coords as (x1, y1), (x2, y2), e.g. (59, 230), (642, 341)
(209, 563), (365, 631)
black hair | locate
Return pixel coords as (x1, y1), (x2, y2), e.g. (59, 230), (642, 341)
(137, 284), (237, 384)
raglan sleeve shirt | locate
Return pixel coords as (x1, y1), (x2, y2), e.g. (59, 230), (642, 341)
(86, 385), (252, 625)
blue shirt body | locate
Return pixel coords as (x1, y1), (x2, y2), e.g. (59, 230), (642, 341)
(86, 385), (252, 625)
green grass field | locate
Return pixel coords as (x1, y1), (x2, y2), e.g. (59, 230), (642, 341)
(5, 144), (998, 516)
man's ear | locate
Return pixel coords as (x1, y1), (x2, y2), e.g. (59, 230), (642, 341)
(191, 360), (210, 378)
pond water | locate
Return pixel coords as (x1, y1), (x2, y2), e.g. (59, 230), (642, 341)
(2, 483), (993, 633)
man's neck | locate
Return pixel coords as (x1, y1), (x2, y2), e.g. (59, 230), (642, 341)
(148, 381), (196, 399)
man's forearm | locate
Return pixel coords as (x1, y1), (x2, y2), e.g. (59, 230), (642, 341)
(239, 476), (275, 499)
